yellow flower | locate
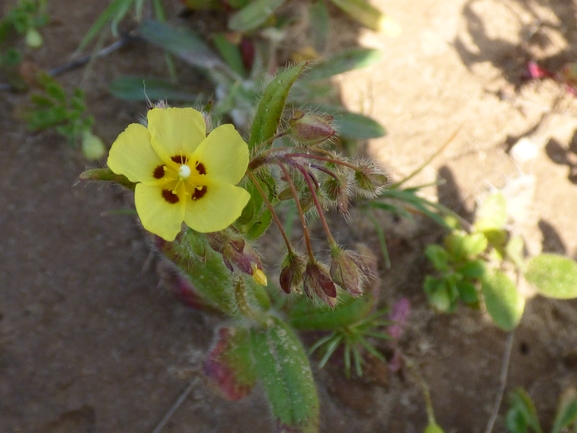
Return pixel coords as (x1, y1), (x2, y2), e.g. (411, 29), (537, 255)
(107, 107), (251, 241)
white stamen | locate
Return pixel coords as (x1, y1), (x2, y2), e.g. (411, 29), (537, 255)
(178, 164), (191, 179)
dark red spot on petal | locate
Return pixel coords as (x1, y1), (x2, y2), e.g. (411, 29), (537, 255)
(192, 186), (208, 201)
(153, 165), (165, 179)
(171, 155), (187, 164)
(195, 161), (207, 175)
(161, 189), (180, 204)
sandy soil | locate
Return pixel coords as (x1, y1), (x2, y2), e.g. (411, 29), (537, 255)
(2, 0), (577, 432)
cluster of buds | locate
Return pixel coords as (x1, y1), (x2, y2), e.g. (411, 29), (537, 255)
(207, 230), (267, 286)
(246, 109), (385, 306)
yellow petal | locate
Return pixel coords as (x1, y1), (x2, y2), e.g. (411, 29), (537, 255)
(147, 107), (206, 164)
(107, 123), (165, 184)
(135, 183), (186, 241)
(184, 181), (250, 232)
(192, 124), (249, 184)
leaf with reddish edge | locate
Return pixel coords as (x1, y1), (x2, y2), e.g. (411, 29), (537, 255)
(204, 327), (257, 401)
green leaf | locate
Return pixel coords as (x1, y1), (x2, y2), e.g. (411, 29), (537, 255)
(424, 423), (446, 433)
(425, 244), (449, 271)
(456, 280), (478, 305)
(248, 62), (306, 151)
(138, 20), (228, 75)
(288, 292), (375, 331)
(423, 276), (454, 312)
(212, 33), (247, 77)
(332, 111), (386, 140)
(481, 269), (524, 331)
(525, 254), (577, 299)
(474, 192), (507, 232)
(444, 232), (487, 260)
(457, 259), (486, 279)
(228, 0), (284, 32)
(506, 388), (543, 433)
(108, 76), (200, 101)
(76, 0), (136, 52)
(251, 317), (319, 433)
(506, 235), (526, 270)
(328, 0), (385, 31)
(309, 2), (330, 54)
(303, 48), (382, 82)
(551, 390), (577, 433)
(204, 326), (257, 401)
(78, 168), (136, 190)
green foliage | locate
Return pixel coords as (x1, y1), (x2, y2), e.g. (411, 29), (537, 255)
(305, 306), (390, 377)
(525, 254), (577, 299)
(251, 316), (320, 433)
(22, 73), (105, 159)
(507, 388), (577, 433)
(0, 0), (48, 50)
(481, 268), (524, 331)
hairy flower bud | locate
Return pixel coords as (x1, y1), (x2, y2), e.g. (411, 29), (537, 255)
(289, 110), (336, 146)
(303, 261), (337, 307)
(330, 248), (371, 297)
(207, 232), (266, 283)
(279, 252), (307, 294)
(353, 160), (388, 198)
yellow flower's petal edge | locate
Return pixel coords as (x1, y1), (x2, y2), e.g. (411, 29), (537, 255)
(193, 124), (249, 184)
(184, 182), (251, 233)
(147, 107), (206, 164)
(107, 123), (164, 184)
(135, 184), (186, 241)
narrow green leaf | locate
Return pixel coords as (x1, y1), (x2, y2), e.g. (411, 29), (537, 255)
(424, 422), (446, 433)
(108, 76), (199, 101)
(76, 0), (135, 52)
(213, 33), (247, 77)
(248, 62), (306, 150)
(332, 111), (386, 139)
(481, 269), (525, 331)
(303, 48), (382, 82)
(506, 388), (543, 433)
(525, 254), (577, 299)
(309, 2), (330, 54)
(138, 20), (228, 74)
(228, 0), (285, 32)
(288, 292), (375, 331)
(551, 391), (577, 433)
(327, 0), (385, 31)
(251, 317), (319, 433)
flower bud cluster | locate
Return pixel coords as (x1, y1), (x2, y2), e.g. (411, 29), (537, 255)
(207, 231), (267, 286)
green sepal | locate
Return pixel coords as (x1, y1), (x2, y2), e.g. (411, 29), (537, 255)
(525, 254), (577, 299)
(481, 269), (524, 331)
(251, 316), (319, 433)
(248, 62), (306, 151)
(288, 292), (375, 331)
(78, 168), (136, 191)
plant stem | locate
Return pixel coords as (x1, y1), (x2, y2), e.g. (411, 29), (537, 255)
(484, 332), (514, 433)
(277, 162), (315, 259)
(291, 162), (336, 246)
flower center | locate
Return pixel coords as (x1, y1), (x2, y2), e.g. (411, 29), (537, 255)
(178, 164), (191, 179)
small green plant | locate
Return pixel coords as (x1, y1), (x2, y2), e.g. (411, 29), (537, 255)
(0, 0), (48, 52)
(22, 72), (105, 160)
(422, 191), (577, 331)
(507, 388), (577, 433)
